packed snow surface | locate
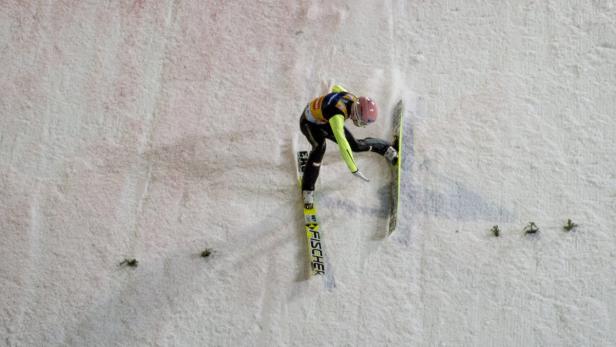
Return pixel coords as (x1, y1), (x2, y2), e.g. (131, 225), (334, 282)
(2, 1), (616, 346)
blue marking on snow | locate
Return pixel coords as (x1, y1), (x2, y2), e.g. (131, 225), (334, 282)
(393, 102), (514, 244)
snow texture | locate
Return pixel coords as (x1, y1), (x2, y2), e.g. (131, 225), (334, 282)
(2, 1), (616, 346)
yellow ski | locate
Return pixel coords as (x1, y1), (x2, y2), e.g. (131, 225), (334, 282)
(388, 100), (405, 235)
(297, 151), (325, 275)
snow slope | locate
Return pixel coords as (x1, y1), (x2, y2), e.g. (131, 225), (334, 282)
(2, 1), (616, 346)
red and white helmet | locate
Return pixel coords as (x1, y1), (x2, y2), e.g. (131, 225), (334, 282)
(351, 96), (378, 127)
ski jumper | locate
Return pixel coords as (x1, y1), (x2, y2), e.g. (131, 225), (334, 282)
(299, 87), (390, 191)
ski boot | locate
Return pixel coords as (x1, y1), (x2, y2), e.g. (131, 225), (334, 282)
(385, 145), (399, 166)
(302, 190), (314, 210)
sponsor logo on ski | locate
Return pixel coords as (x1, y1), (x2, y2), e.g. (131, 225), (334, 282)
(306, 222), (324, 274)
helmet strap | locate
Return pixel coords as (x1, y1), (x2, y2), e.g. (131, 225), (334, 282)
(351, 102), (360, 123)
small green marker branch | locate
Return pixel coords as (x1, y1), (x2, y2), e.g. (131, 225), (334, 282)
(120, 258), (138, 267)
(201, 248), (213, 258)
(491, 225), (500, 237)
(563, 219), (578, 232)
(523, 222), (539, 234)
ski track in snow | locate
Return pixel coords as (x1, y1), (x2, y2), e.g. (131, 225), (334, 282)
(2, 1), (616, 346)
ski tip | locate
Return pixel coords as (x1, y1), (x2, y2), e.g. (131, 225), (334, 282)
(394, 99), (404, 112)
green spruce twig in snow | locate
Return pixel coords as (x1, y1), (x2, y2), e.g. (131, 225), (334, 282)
(563, 219), (578, 231)
(491, 225), (500, 237)
(201, 248), (213, 258)
(120, 258), (138, 267)
(523, 222), (539, 234)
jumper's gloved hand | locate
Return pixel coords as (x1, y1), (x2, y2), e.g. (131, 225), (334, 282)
(353, 170), (370, 182)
